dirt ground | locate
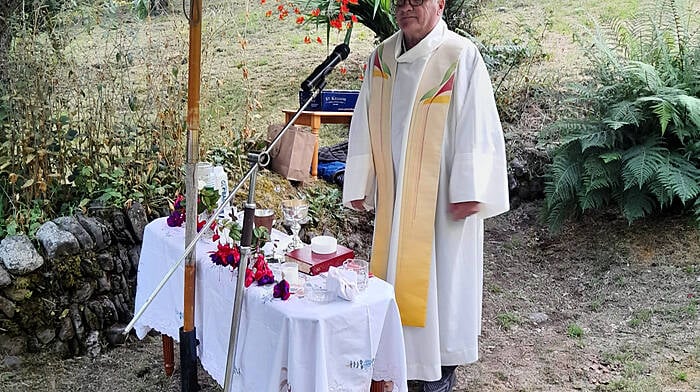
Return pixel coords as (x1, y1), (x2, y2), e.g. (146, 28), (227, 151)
(1, 200), (698, 392)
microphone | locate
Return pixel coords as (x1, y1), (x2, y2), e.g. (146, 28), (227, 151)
(301, 43), (350, 92)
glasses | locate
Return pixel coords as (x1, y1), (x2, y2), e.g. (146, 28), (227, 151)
(392, 0), (424, 7)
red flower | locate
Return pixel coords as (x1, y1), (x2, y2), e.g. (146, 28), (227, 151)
(359, 74), (364, 81)
(351, 14), (358, 23)
(265, 10), (272, 17)
(348, 0), (358, 4)
(339, 66), (347, 75)
(277, 4), (284, 11)
(212, 231), (220, 242)
(260, 0), (266, 3)
(304, 36), (312, 44)
(296, 16), (305, 24)
(294, 7), (300, 14)
(340, 4), (349, 13)
(316, 36), (323, 44)
(311, 8), (320, 17)
(245, 268), (255, 287)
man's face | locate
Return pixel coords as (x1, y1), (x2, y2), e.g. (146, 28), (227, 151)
(395, 0), (444, 44)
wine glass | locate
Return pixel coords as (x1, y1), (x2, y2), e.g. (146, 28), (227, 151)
(281, 199), (308, 251)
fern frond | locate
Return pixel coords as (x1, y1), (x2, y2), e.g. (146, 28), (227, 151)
(623, 61), (664, 93)
(604, 100), (643, 129)
(546, 145), (583, 204)
(621, 140), (668, 189)
(619, 189), (655, 223)
(646, 174), (675, 208)
(657, 153), (700, 203)
(583, 153), (622, 191)
(579, 188), (612, 211)
(672, 93), (700, 129)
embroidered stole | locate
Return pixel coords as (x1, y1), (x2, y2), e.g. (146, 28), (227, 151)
(368, 33), (464, 327)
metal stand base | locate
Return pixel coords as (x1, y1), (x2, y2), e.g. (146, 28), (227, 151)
(179, 327), (200, 392)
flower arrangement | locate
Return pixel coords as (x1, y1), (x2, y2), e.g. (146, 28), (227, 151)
(166, 186), (222, 230)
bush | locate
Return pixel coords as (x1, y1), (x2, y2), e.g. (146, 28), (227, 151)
(541, 0), (700, 230)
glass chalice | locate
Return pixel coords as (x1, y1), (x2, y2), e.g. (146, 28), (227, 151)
(281, 199), (309, 251)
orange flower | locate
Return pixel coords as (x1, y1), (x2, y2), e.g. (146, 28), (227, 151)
(304, 36), (312, 44)
(339, 66), (347, 75)
(346, 21), (352, 29)
(359, 74), (364, 81)
(340, 4), (349, 13)
(348, 0), (358, 3)
(265, 10), (272, 17)
(296, 16), (305, 24)
(311, 8), (321, 17)
(316, 36), (323, 44)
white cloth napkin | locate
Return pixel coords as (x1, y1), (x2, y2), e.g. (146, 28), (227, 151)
(327, 266), (360, 301)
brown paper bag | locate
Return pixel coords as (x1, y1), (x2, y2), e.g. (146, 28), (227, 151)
(267, 124), (315, 182)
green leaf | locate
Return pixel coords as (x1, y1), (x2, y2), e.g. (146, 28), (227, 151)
(620, 190), (655, 223)
(657, 155), (700, 203)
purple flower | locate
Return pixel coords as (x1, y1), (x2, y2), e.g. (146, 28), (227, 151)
(167, 210), (185, 227)
(273, 280), (291, 300)
(257, 273), (274, 286)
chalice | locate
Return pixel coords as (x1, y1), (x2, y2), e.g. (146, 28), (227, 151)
(281, 199), (308, 251)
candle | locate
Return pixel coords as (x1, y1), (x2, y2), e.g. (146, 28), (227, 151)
(281, 262), (299, 285)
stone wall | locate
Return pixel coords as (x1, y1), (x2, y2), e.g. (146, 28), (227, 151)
(0, 203), (149, 359)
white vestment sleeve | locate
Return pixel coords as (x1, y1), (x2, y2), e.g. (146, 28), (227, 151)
(448, 45), (509, 219)
(342, 54), (377, 211)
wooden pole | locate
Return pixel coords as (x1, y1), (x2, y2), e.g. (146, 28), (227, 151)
(181, 0), (202, 390)
(184, 0), (201, 339)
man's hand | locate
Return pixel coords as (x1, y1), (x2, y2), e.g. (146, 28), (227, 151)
(350, 199), (366, 211)
(448, 201), (480, 220)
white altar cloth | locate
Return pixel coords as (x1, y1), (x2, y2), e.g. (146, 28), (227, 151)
(134, 217), (407, 392)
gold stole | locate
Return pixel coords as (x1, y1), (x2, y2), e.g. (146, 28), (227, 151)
(368, 33), (464, 327)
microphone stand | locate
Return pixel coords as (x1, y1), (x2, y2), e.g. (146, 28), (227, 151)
(123, 80), (329, 392)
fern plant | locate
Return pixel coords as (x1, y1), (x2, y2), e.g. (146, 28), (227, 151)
(542, 0), (700, 230)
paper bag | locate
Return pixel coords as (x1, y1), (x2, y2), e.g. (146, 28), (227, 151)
(267, 124), (315, 182)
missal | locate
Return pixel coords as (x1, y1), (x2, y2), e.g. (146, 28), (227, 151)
(285, 244), (355, 275)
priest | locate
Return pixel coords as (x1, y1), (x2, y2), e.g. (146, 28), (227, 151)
(342, 0), (510, 389)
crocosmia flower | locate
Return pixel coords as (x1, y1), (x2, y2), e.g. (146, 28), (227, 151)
(273, 279), (291, 300)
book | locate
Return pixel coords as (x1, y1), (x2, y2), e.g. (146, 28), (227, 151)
(285, 244), (355, 275)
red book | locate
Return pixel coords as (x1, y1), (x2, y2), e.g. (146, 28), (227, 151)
(285, 244), (355, 275)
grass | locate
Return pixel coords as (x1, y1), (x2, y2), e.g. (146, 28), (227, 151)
(496, 311), (520, 331)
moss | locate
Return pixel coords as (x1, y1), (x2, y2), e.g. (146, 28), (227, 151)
(51, 255), (84, 290)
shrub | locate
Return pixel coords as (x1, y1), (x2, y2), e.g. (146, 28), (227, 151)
(541, 0), (700, 230)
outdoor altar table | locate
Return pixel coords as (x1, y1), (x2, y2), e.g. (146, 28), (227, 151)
(133, 217), (407, 392)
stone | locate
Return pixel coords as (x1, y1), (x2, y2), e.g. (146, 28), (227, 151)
(3, 287), (31, 302)
(126, 202), (148, 242)
(1, 355), (22, 370)
(111, 210), (135, 244)
(0, 295), (15, 318)
(105, 324), (127, 346)
(70, 304), (85, 341)
(85, 330), (101, 358)
(52, 340), (71, 359)
(83, 304), (100, 331)
(58, 315), (75, 341)
(97, 273), (111, 293)
(99, 297), (119, 326)
(0, 336), (25, 355)
(117, 243), (131, 276)
(127, 244), (141, 276)
(35, 221), (80, 259)
(0, 235), (44, 275)
(36, 328), (56, 345)
(96, 252), (114, 271)
(75, 214), (111, 250)
(0, 264), (11, 287)
(53, 216), (95, 250)
(528, 312), (550, 324)
(74, 282), (94, 303)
